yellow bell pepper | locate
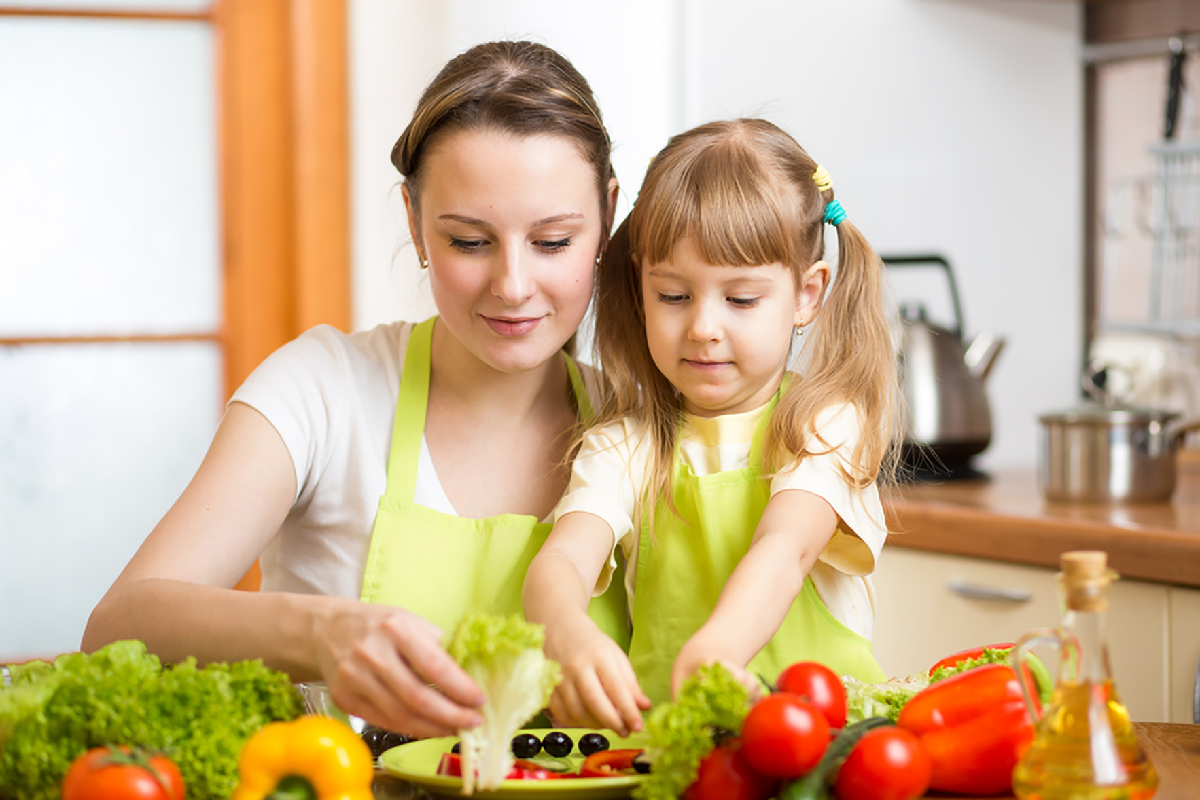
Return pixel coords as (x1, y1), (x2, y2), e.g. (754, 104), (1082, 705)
(231, 715), (374, 800)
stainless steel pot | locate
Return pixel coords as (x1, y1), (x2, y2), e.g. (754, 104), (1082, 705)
(1038, 366), (1200, 503)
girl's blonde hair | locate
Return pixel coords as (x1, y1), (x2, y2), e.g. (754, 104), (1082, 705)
(593, 118), (901, 517)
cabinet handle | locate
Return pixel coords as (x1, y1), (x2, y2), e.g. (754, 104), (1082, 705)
(947, 580), (1033, 603)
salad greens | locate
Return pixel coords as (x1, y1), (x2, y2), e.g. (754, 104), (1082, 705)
(0, 640), (302, 800)
(445, 613), (562, 795)
(634, 662), (751, 800)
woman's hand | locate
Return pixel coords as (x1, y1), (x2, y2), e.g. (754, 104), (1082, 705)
(313, 600), (486, 739)
(544, 620), (649, 737)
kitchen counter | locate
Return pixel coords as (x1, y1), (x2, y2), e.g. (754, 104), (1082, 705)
(882, 450), (1200, 588)
(372, 722), (1200, 799)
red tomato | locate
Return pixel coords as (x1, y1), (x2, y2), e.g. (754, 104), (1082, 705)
(62, 746), (185, 800)
(775, 661), (848, 729)
(834, 728), (931, 800)
(684, 740), (775, 800)
(740, 693), (830, 778)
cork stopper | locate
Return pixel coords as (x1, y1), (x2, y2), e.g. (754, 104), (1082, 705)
(1059, 550), (1118, 611)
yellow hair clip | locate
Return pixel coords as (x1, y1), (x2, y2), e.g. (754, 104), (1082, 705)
(812, 165), (833, 193)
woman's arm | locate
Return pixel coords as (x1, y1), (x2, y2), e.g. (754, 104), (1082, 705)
(671, 488), (838, 696)
(524, 511), (649, 735)
(82, 402), (484, 738)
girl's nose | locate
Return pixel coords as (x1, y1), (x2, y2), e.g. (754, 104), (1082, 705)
(491, 246), (535, 305)
(688, 301), (721, 342)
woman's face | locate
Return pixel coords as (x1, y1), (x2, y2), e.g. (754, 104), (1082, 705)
(405, 129), (615, 376)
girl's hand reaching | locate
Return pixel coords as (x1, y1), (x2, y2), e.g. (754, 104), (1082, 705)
(313, 599), (486, 739)
(544, 620), (650, 737)
(671, 629), (763, 701)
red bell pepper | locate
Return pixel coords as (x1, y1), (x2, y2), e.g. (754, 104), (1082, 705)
(897, 664), (1035, 796)
(436, 753), (568, 781)
(579, 748), (643, 778)
(927, 643), (1015, 675)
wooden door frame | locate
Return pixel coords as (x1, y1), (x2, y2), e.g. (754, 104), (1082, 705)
(218, 0), (350, 399)
(219, 0), (351, 588)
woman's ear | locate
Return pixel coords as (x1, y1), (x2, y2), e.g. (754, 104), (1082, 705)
(402, 183), (424, 260)
(794, 260), (831, 327)
(605, 177), (619, 234)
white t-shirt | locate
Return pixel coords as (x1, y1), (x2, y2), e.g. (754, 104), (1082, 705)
(553, 400), (887, 640)
(231, 322), (600, 597)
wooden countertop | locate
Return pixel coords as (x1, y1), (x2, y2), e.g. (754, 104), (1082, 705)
(883, 451), (1200, 588)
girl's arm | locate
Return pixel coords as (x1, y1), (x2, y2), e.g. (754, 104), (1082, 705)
(523, 512), (650, 735)
(671, 488), (838, 696)
(82, 402), (484, 739)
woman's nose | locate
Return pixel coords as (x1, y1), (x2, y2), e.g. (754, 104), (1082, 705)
(491, 246), (535, 305)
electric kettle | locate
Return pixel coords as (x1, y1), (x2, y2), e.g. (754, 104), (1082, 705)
(883, 254), (1005, 473)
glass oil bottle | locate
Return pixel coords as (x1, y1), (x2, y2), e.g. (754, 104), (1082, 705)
(1011, 550), (1158, 800)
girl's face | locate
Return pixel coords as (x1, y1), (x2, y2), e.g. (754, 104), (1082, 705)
(642, 236), (826, 417)
(405, 130), (616, 376)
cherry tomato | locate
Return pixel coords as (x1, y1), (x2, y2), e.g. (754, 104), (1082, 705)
(740, 693), (830, 779)
(775, 661), (848, 729)
(834, 727), (931, 800)
(62, 746), (185, 800)
(684, 740), (775, 800)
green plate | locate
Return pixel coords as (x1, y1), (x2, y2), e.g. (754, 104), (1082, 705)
(380, 728), (648, 799)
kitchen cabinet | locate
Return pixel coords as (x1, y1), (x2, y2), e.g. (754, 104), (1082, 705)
(1169, 586), (1200, 723)
(872, 548), (1188, 723)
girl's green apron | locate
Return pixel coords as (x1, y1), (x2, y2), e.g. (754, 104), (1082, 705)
(627, 387), (885, 705)
(360, 317), (630, 651)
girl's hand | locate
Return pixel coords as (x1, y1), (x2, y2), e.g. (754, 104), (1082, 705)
(313, 600), (486, 739)
(544, 620), (650, 737)
(671, 631), (763, 701)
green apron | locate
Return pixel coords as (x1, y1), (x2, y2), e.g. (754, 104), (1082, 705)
(627, 387), (884, 705)
(360, 317), (630, 651)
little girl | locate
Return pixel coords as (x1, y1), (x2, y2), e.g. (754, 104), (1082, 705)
(523, 118), (899, 735)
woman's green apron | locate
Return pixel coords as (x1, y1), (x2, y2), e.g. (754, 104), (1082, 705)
(627, 386), (884, 705)
(360, 317), (630, 650)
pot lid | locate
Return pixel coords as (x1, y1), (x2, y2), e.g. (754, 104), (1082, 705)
(1038, 402), (1181, 426)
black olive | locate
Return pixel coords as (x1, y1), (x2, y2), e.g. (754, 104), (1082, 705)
(578, 732), (610, 756)
(542, 730), (573, 758)
(360, 725), (389, 759)
(511, 732), (542, 759)
(451, 741), (461, 754)
(632, 751), (652, 774)
(381, 731), (412, 752)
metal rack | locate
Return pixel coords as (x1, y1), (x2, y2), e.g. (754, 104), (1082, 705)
(1101, 139), (1200, 337)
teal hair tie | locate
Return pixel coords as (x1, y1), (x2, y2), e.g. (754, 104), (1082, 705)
(824, 199), (846, 226)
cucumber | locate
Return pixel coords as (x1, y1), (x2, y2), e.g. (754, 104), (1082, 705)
(779, 717), (894, 800)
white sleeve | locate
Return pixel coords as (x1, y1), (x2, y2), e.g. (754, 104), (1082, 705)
(552, 418), (647, 595)
(228, 325), (350, 504)
(769, 403), (887, 576)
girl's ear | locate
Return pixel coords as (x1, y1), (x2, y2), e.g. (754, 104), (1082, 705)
(402, 183), (425, 260)
(794, 260), (831, 327)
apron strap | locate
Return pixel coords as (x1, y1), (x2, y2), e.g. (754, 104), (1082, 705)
(564, 353), (594, 422)
(383, 317), (436, 502)
(745, 372), (793, 470)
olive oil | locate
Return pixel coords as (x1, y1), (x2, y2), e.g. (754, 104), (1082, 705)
(1011, 551), (1158, 800)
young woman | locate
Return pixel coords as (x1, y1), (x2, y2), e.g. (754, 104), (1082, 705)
(83, 41), (626, 739)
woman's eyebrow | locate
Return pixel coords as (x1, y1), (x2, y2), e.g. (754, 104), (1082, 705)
(437, 212), (584, 227)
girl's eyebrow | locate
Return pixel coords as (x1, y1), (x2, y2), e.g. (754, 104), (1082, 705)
(437, 212), (585, 227)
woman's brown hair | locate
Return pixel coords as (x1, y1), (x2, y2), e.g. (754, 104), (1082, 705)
(392, 40), (614, 250)
(593, 118), (901, 521)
